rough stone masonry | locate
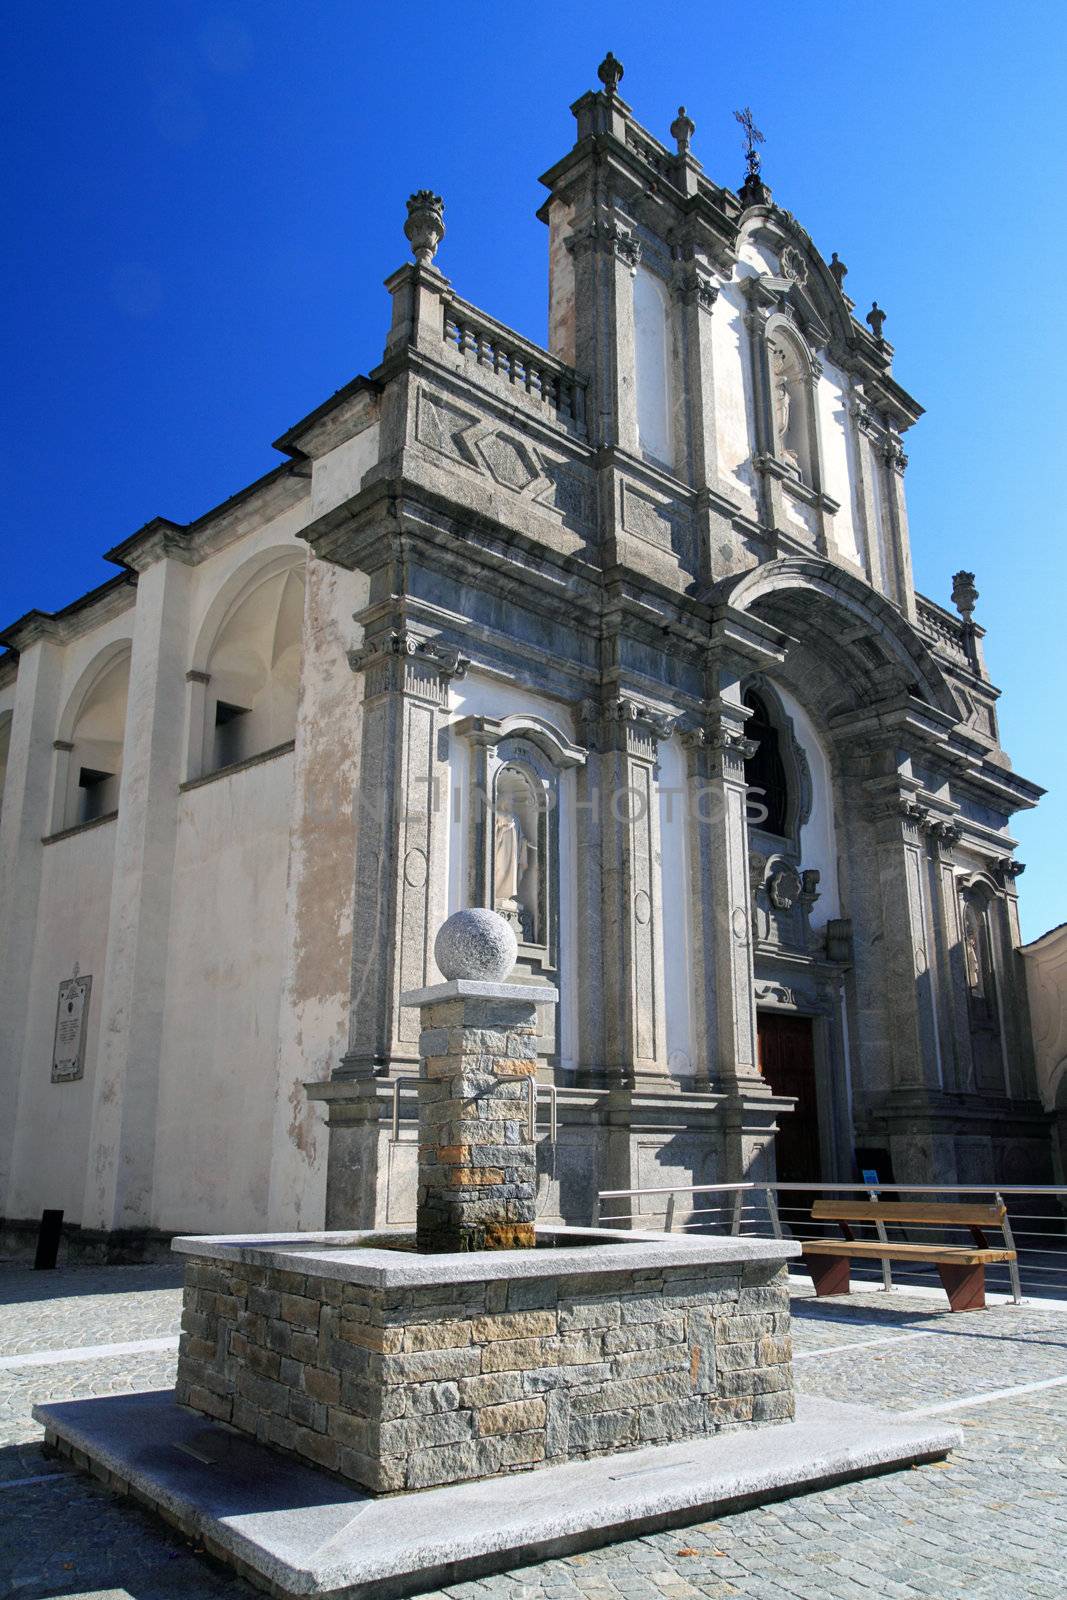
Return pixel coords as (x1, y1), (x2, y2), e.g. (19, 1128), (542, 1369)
(173, 911), (798, 1492)
(173, 1246), (794, 1493)
(415, 989), (539, 1252)
(412, 907), (543, 1253)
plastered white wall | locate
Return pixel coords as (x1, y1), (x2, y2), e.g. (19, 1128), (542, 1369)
(633, 266), (674, 467)
(266, 555), (368, 1229)
(153, 751), (293, 1233)
(310, 422), (380, 521)
(7, 822), (117, 1221)
(713, 280), (757, 507)
(817, 359), (865, 573)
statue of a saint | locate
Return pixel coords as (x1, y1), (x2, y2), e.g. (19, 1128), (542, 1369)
(964, 910), (984, 996)
(770, 345), (802, 479)
(494, 806), (538, 939)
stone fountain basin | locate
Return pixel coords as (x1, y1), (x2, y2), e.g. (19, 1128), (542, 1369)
(172, 1225), (799, 1494)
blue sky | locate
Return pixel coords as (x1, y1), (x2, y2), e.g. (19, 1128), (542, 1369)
(1, 1), (1063, 940)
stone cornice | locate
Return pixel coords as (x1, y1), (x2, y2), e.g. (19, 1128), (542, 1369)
(0, 572), (137, 654)
(272, 375), (381, 462)
(103, 462), (308, 574)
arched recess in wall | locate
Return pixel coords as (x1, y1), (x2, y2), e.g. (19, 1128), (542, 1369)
(633, 265), (675, 469)
(0, 710), (11, 821)
(958, 872), (1009, 1096)
(54, 643), (132, 831)
(764, 319), (819, 490)
(189, 550), (306, 779)
(741, 680), (813, 852)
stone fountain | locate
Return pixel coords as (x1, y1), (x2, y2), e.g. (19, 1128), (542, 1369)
(34, 912), (960, 1596)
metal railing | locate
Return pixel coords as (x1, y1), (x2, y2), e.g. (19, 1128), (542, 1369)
(594, 1181), (1067, 1304)
(390, 1077), (568, 1143)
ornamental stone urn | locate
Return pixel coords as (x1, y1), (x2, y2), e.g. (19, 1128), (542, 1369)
(404, 190), (445, 266)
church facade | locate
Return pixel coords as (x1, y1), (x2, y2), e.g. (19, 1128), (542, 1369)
(0, 62), (1051, 1254)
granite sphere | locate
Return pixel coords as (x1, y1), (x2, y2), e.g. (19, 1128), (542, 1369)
(434, 909), (517, 982)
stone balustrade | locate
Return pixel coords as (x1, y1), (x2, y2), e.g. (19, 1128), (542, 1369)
(442, 296), (587, 435)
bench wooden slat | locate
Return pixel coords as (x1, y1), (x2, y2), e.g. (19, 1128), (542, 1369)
(810, 1200), (1006, 1227)
(801, 1240), (1015, 1265)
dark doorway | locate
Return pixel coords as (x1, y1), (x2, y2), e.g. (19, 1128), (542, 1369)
(758, 1012), (821, 1183)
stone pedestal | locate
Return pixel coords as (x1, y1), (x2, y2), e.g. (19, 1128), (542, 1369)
(404, 978), (553, 1253)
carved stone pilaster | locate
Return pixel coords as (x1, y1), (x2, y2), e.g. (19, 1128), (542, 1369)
(341, 628), (466, 1080)
(565, 218), (641, 274)
(683, 702), (761, 1090)
(578, 693), (675, 1084)
(864, 788), (944, 1092)
(924, 817), (975, 1095)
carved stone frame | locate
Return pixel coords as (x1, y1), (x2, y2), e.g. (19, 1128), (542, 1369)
(742, 677), (813, 862)
(453, 714), (586, 1061)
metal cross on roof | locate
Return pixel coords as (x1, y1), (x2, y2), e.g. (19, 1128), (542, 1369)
(734, 106), (765, 177)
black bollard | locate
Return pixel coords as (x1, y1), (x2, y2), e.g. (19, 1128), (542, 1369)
(33, 1209), (63, 1270)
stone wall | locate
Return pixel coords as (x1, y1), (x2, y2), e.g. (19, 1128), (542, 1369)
(175, 1252), (794, 1493)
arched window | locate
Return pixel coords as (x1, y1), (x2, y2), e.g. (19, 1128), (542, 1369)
(63, 652), (130, 828)
(203, 565), (305, 775)
(743, 690), (790, 838)
(767, 330), (815, 488)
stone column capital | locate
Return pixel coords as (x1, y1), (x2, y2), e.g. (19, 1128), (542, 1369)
(578, 693), (677, 758)
(348, 628), (469, 707)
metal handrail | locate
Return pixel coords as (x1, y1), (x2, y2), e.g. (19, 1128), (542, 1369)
(598, 1181), (1067, 1198)
(390, 1076), (567, 1143)
(594, 1181), (1067, 1305)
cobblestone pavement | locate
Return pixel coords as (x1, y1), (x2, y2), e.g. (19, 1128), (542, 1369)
(1, 1265), (1065, 1599)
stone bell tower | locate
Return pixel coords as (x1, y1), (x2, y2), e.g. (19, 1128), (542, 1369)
(537, 51), (751, 592)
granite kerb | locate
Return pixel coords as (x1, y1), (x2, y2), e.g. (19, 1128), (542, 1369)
(170, 1225), (801, 1291)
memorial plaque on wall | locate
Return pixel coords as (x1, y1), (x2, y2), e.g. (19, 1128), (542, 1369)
(52, 967), (91, 1083)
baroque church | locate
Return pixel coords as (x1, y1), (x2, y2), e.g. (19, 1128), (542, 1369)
(0, 59), (1053, 1255)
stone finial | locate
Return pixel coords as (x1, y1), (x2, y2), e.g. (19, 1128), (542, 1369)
(434, 907), (517, 982)
(597, 51), (624, 96)
(951, 570), (979, 621)
(829, 251), (848, 290)
(404, 190), (445, 266)
(670, 105), (695, 155)
(866, 300), (887, 340)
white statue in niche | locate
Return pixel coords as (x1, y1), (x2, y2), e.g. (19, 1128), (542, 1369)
(770, 341), (806, 482)
(963, 905), (985, 997)
(493, 766), (541, 943)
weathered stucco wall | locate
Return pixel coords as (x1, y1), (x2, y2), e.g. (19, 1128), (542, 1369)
(6, 822), (117, 1222)
(153, 751), (293, 1233)
(266, 555), (368, 1230)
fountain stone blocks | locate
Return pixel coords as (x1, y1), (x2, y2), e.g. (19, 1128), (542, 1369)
(172, 912), (799, 1494)
(173, 1228), (797, 1493)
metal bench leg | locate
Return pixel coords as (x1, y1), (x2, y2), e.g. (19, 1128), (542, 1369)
(937, 1262), (986, 1312)
(808, 1256), (851, 1298)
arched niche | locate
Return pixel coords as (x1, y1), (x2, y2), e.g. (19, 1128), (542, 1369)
(454, 712), (586, 1063)
(56, 646), (132, 830)
(633, 265), (675, 469)
(765, 321), (819, 490)
(0, 709), (11, 821)
(193, 557), (306, 778)
(958, 872), (1009, 1095)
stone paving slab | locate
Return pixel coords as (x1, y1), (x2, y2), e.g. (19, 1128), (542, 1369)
(3, 1269), (1066, 1599)
(32, 1387), (960, 1600)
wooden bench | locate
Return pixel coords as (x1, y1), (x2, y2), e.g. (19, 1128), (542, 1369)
(801, 1199), (1017, 1312)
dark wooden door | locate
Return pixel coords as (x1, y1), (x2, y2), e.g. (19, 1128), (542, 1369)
(757, 1013), (821, 1184)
